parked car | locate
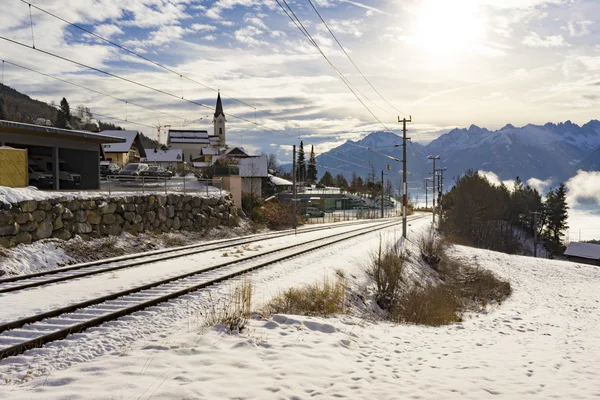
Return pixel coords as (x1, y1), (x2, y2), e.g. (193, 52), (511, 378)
(100, 163), (120, 178)
(305, 206), (325, 218)
(116, 163), (149, 180)
(139, 166), (173, 179)
(29, 156), (81, 188)
(28, 164), (54, 189)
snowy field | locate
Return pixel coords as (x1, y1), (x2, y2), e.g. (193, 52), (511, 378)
(1, 216), (600, 399)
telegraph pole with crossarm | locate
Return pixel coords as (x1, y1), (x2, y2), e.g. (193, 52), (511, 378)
(398, 116), (412, 238)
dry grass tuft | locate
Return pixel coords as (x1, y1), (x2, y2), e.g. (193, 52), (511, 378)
(205, 280), (253, 333)
(366, 241), (406, 310)
(391, 284), (461, 326)
(264, 276), (346, 317)
(417, 233), (446, 270)
(160, 234), (188, 247)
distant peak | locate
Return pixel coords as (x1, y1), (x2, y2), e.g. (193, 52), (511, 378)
(468, 124), (481, 131)
(501, 124), (515, 130)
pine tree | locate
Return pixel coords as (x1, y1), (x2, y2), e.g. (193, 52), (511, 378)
(296, 141), (307, 182)
(0, 95), (5, 120)
(55, 97), (71, 129)
(307, 145), (317, 183)
(334, 174), (348, 188)
(544, 183), (569, 255)
(319, 171), (335, 187)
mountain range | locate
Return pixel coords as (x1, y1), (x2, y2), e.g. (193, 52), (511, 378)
(316, 120), (600, 187)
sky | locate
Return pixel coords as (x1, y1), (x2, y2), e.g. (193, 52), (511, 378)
(0, 0), (599, 163)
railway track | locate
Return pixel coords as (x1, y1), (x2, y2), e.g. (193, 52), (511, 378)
(0, 218), (396, 294)
(0, 215), (423, 360)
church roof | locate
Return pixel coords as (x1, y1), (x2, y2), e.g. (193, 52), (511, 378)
(214, 92), (225, 120)
(167, 129), (209, 144)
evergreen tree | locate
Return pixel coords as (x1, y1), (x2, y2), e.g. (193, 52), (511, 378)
(55, 97), (71, 129)
(544, 183), (569, 255)
(319, 171), (335, 186)
(307, 145), (317, 183)
(334, 173), (348, 188)
(0, 95), (5, 120)
(296, 141), (307, 182)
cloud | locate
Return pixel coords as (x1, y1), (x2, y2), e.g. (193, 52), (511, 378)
(567, 20), (594, 37)
(94, 24), (123, 39)
(190, 23), (217, 32)
(522, 32), (570, 48)
(234, 26), (267, 46)
(478, 171), (515, 189)
(318, 18), (364, 38)
(527, 177), (552, 193)
(566, 170), (600, 206)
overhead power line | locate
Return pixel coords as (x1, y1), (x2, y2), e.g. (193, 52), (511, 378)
(275, 0), (394, 133)
(321, 152), (371, 170)
(0, 34), (300, 140)
(305, 0), (407, 117)
(20, 0), (296, 126)
(2, 59), (187, 123)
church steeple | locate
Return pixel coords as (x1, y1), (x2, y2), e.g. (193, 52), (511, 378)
(214, 91), (225, 120)
(213, 91), (226, 146)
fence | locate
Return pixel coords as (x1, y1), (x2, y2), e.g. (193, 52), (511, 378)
(102, 175), (223, 196)
(303, 207), (402, 224)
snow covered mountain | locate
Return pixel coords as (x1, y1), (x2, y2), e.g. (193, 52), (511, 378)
(577, 145), (600, 171)
(316, 120), (600, 184)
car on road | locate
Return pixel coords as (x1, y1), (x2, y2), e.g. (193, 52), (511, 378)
(139, 166), (173, 179)
(100, 163), (120, 178)
(116, 163), (149, 180)
(305, 206), (325, 218)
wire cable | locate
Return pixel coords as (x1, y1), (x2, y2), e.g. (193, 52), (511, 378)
(305, 0), (407, 117)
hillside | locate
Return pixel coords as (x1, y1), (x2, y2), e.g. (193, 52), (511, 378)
(577, 145), (600, 171)
(0, 84), (159, 148)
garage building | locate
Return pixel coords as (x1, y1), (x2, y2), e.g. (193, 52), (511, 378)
(0, 120), (125, 190)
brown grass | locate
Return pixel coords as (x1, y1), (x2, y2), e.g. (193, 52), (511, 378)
(264, 275), (346, 317)
(391, 284), (461, 326)
(366, 241), (406, 310)
(417, 233), (446, 270)
(205, 280), (253, 332)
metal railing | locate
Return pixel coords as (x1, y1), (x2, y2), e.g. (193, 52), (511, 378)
(303, 207), (402, 224)
(102, 175), (223, 196)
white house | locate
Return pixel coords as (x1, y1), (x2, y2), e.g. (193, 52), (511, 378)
(239, 155), (268, 196)
(167, 92), (226, 161)
(140, 148), (183, 169)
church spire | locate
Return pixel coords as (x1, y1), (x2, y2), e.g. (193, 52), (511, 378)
(214, 91), (225, 120)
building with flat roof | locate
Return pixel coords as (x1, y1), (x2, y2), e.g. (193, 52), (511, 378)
(0, 120), (124, 189)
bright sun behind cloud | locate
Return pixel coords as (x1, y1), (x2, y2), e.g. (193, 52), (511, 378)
(414, 0), (486, 60)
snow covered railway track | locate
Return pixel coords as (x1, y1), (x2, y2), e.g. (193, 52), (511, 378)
(0, 218), (408, 360)
(0, 218), (392, 294)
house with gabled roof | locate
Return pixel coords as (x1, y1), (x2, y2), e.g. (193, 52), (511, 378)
(101, 130), (147, 168)
(167, 93), (226, 162)
(564, 242), (600, 266)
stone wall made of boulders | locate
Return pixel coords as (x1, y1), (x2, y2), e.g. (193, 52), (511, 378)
(0, 193), (238, 248)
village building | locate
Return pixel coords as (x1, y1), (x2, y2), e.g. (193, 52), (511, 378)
(101, 130), (147, 168)
(167, 93), (226, 162)
(564, 242), (600, 266)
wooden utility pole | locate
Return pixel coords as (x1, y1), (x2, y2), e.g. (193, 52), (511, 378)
(435, 167), (447, 214)
(381, 170), (384, 219)
(292, 145), (297, 234)
(428, 155), (440, 224)
(530, 211), (541, 257)
(398, 116), (411, 238)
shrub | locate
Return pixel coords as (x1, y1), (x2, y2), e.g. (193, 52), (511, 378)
(391, 284), (461, 326)
(205, 280), (253, 333)
(261, 200), (302, 230)
(264, 275), (346, 316)
(366, 241), (406, 310)
(456, 266), (512, 307)
(242, 192), (263, 217)
(418, 233), (445, 270)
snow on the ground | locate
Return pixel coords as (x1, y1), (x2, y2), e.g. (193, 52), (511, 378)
(0, 182), (224, 204)
(0, 221), (257, 277)
(3, 216), (600, 399)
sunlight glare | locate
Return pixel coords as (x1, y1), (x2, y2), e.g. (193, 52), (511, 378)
(414, 0), (486, 59)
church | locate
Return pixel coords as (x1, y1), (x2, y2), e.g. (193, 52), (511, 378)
(166, 92), (227, 165)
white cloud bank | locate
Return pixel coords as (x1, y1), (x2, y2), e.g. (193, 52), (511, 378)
(566, 170), (600, 206)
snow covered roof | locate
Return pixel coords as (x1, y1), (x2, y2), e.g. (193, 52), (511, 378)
(564, 242), (600, 260)
(239, 155), (268, 177)
(168, 129), (210, 144)
(101, 130), (147, 157)
(140, 148), (183, 163)
(269, 174), (293, 186)
(201, 147), (218, 155)
(224, 147), (249, 157)
(0, 120), (125, 144)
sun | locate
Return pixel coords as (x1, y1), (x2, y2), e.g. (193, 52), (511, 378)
(414, 0), (486, 59)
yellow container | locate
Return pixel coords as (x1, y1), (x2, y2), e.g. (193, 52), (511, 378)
(0, 147), (28, 188)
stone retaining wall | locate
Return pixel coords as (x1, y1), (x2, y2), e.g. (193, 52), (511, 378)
(0, 193), (238, 247)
